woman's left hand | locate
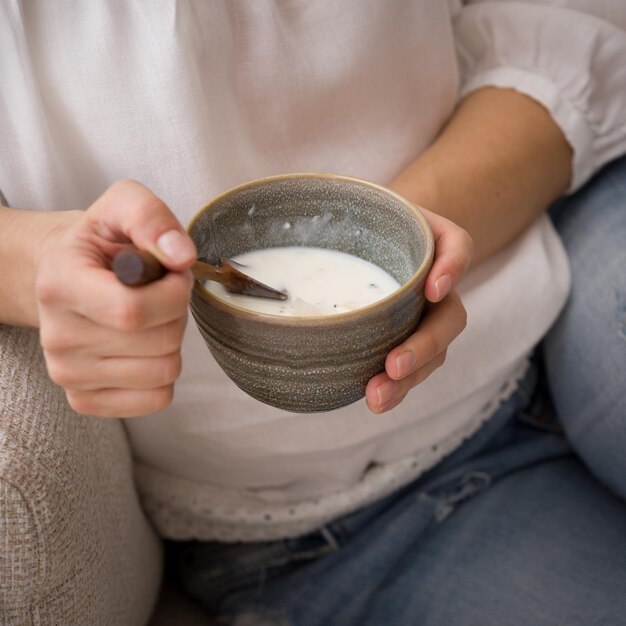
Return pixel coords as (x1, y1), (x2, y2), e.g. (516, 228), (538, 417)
(365, 208), (473, 413)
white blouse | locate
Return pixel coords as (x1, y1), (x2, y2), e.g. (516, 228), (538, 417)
(1, 1), (625, 541)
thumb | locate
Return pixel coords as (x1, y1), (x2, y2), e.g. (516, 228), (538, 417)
(419, 207), (474, 303)
(89, 179), (196, 270)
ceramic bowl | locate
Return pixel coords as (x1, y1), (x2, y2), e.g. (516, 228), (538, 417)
(188, 173), (434, 413)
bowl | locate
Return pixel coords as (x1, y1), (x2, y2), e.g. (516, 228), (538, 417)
(187, 173), (434, 413)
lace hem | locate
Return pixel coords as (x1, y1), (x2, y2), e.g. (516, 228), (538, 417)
(135, 360), (529, 542)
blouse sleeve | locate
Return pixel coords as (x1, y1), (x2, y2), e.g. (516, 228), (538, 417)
(454, 1), (626, 191)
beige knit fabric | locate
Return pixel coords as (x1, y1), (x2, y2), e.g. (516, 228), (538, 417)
(0, 324), (163, 625)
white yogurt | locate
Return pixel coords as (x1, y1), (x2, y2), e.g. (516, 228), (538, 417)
(204, 246), (400, 316)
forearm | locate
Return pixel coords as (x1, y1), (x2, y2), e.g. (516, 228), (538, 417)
(0, 206), (80, 327)
(389, 87), (572, 264)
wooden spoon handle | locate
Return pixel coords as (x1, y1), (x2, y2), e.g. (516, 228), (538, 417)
(112, 249), (287, 300)
(112, 249), (230, 287)
(189, 259), (226, 283)
(112, 249), (167, 286)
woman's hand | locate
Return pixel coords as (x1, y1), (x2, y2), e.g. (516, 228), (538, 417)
(365, 208), (473, 413)
(35, 180), (196, 417)
(364, 87), (573, 413)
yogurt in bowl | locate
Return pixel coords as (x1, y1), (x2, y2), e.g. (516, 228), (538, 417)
(204, 246), (401, 317)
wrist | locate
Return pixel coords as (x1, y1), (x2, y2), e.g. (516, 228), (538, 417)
(0, 207), (82, 327)
(387, 87), (572, 263)
(387, 154), (442, 216)
(34, 210), (83, 270)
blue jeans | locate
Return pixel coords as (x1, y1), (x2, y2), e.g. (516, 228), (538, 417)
(172, 157), (626, 626)
(544, 154), (626, 503)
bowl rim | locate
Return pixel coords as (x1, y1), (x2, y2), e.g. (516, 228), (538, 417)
(188, 172), (435, 326)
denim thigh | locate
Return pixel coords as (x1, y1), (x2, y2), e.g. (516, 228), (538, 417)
(170, 362), (626, 625)
(544, 154), (626, 500)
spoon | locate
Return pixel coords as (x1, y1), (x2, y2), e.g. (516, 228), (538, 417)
(112, 249), (288, 300)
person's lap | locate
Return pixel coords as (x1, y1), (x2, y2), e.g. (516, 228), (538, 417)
(283, 458), (626, 626)
(175, 437), (626, 625)
(174, 373), (626, 625)
(173, 156), (626, 625)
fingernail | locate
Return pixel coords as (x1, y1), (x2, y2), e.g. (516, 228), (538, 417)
(156, 230), (195, 264)
(377, 380), (399, 407)
(434, 273), (452, 301)
(395, 351), (416, 378)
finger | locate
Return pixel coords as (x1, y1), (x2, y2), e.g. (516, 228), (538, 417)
(46, 351), (182, 392)
(88, 179), (196, 270)
(76, 267), (192, 331)
(66, 386), (175, 418)
(38, 259), (193, 330)
(384, 290), (466, 380)
(419, 208), (474, 303)
(365, 350), (447, 414)
(40, 314), (187, 358)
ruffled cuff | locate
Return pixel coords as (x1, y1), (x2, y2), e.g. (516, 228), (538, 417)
(460, 67), (594, 192)
(455, 3), (626, 193)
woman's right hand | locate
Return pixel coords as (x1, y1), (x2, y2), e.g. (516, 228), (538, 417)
(35, 180), (196, 417)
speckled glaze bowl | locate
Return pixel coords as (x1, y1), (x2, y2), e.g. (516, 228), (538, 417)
(188, 173), (434, 413)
